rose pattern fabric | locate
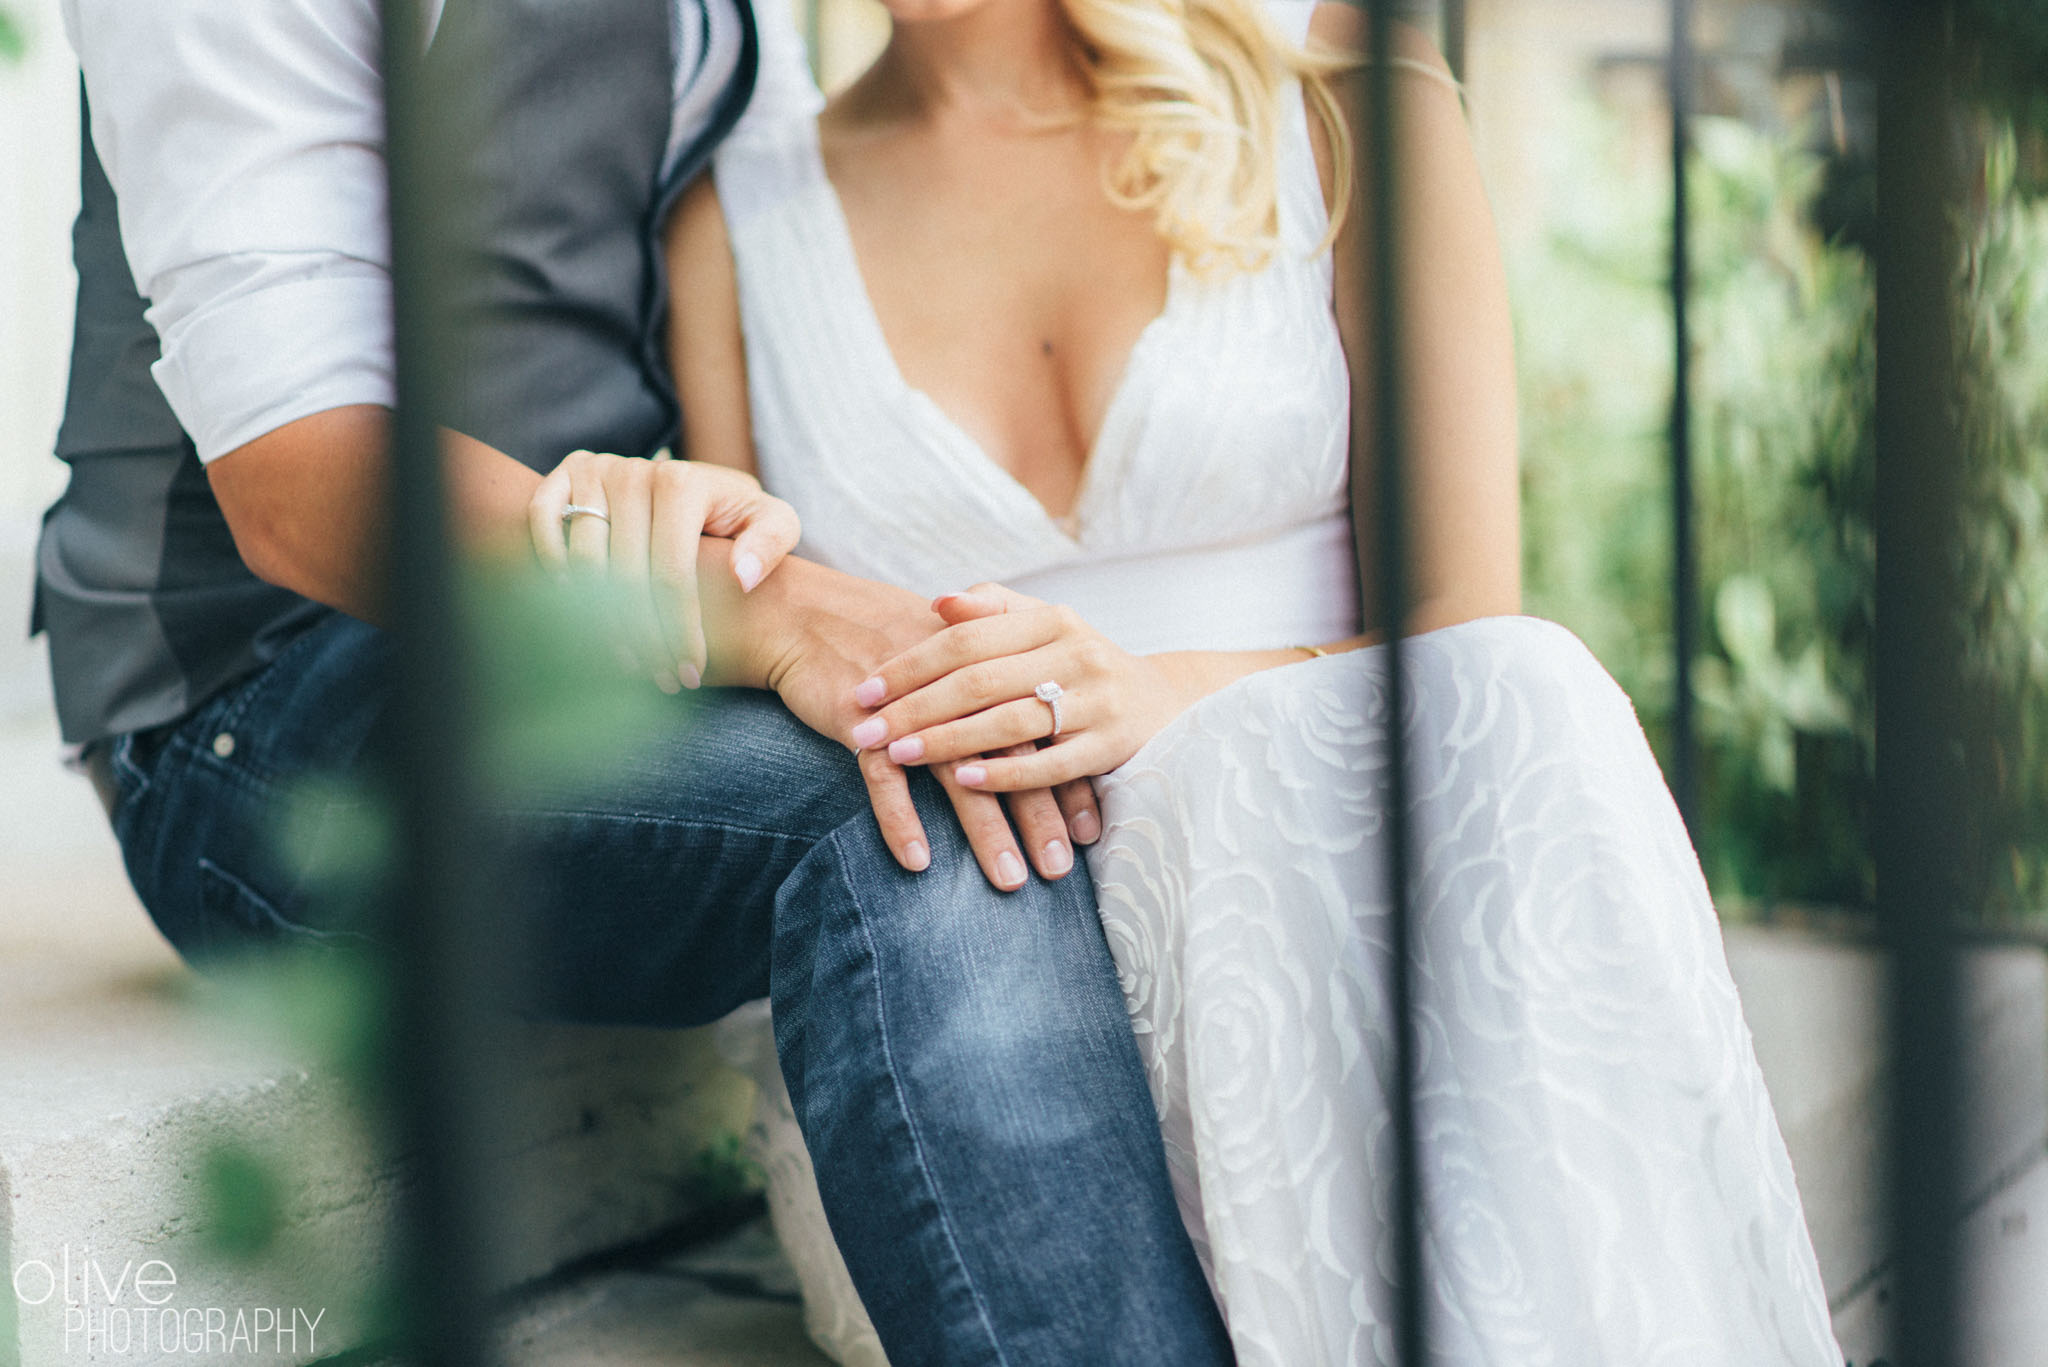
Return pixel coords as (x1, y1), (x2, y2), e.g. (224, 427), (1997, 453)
(724, 617), (1840, 1366)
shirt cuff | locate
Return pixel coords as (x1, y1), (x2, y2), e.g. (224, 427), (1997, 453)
(151, 268), (397, 463)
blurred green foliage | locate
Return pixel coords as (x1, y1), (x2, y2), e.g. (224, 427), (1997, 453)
(1960, 0), (2048, 150)
(181, 565), (703, 1349)
(0, 8), (24, 64)
(1517, 90), (2048, 921)
(685, 1131), (767, 1206)
(1958, 120), (2048, 921)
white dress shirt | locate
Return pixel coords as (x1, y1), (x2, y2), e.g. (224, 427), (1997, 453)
(59, 0), (823, 464)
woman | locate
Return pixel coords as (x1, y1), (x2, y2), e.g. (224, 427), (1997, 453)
(546, 0), (1843, 1359)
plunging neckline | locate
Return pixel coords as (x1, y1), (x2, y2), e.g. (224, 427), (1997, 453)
(802, 120), (1182, 542)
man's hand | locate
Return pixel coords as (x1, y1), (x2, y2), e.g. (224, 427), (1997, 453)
(704, 547), (1101, 891)
(528, 449), (801, 692)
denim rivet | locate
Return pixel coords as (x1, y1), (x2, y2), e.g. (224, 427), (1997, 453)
(212, 732), (236, 759)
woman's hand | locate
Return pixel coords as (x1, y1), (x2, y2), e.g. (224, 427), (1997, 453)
(847, 584), (1203, 792)
(529, 449), (801, 692)
(725, 561), (1101, 888)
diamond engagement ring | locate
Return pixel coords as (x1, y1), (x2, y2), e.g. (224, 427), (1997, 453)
(1034, 680), (1067, 737)
(561, 504), (611, 526)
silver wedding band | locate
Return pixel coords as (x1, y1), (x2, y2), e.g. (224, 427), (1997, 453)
(1035, 680), (1066, 738)
(561, 503), (610, 526)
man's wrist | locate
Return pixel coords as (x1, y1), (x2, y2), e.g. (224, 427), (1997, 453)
(700, 541), (863, 692)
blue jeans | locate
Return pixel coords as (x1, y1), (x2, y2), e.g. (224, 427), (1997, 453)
(105, 611), (1232, 1366)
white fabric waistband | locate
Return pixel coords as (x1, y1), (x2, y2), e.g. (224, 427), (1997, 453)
(1007, 515), (1361, 656)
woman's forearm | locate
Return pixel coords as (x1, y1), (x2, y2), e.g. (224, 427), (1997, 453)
(1148, 634), (1374, 710)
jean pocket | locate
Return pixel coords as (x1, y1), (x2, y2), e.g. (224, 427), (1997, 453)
(105, 728), (172, 853)
(195, 856), (367, 953)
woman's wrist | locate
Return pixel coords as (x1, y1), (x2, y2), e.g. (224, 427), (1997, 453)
(1146, 638), (1363, 712)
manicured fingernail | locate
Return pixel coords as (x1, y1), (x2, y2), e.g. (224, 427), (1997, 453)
(733, 550), (764, 593)
(850, 718), (887, 749)
(854, 676), (887, 708)
(955, 763), (987, 787)
(1042, 839), (1072, 876)
(996, 851), (1025, 888)
(679, 664), (702, 690)
(903, 839), (930, 871)
(888, 736), (924, 764)
(1072, 809), (1102, 844)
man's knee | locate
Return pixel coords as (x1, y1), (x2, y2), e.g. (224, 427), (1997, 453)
(771, 789), (1125, 1134)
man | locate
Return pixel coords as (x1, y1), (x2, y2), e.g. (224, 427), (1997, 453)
(37, 0), (1232, 1361)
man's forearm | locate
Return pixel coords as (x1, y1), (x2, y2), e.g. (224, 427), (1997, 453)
(206, 404), (893, 696)
(207, 405), (546, 625)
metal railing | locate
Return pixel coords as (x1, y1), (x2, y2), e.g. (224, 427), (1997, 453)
(379, 1), (501, 1362)
(1872, 1), (1970, 1359)
(1359, 4), (1425, 1357)
(367, 0), (1988, 1362)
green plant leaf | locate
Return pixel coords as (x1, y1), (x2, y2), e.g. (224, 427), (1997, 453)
(1715, 575), (1779, 676)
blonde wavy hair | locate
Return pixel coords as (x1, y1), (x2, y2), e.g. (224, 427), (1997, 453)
(1062, 0), (1356, 274)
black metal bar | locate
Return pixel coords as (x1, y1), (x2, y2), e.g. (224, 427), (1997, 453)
(1872, 0), (1969, 1362)
(804, 0), (824, 86)
(377, 1), (499, 1363)
(1668, 0), (1700, 840)
(1441, 0), (1468, 86)
(1359, 2), (1425, 1360)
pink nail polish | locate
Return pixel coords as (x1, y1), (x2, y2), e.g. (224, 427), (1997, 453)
(995, 851), (1025, 888)
(956, 763), (987, 787)
(904, 839), (930, 871)
(680, 664), (702, 690)
(854, 677), (887, 708)
(888, 736), (925, 764)
(851, 718), (887, 750)
(733, 550), (764, 593)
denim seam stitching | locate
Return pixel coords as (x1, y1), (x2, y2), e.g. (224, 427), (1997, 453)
(196, 856), (378, 946)
(495, 809), (838, 846)
(833, 846), (1010, 1367)
(108, 735), (149, 794)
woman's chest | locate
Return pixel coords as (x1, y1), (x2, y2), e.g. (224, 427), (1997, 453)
(828, 128), (1172, 515)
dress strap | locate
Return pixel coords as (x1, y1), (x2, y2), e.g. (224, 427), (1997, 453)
(710, 108), (823, 235)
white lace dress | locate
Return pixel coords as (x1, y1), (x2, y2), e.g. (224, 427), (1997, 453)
(709, 5), (1842, 1362)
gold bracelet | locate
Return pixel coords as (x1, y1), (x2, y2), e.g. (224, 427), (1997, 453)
(1294, 644), (1330, 660)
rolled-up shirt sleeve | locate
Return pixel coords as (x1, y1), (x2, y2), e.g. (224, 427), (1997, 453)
(62, 0), (397, 462)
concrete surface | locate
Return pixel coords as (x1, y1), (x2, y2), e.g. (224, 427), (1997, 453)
(1832, 1147), (2048, 1367)
(486, 1219), (829, 1367)
(428, 1165), (2048, 1367)
(0, 709), (757, 1367)
(1726, 924), (2048, 1305)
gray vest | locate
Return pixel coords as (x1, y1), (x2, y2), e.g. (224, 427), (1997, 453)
(33, 0), (759, 744)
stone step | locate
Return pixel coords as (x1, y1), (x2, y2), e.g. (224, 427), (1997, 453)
(480, 1215), (830, 1367)
(1725, 923), (2048, 1307)
(1830, 1147), (2048, 1367)
(457, 1157), (2048, 1367)
(0, 717), (759, 1367)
